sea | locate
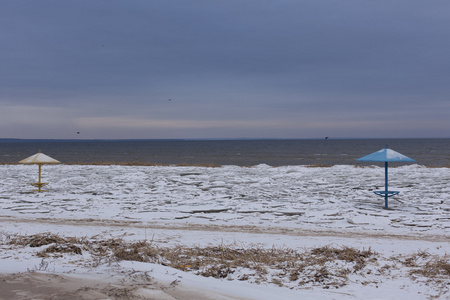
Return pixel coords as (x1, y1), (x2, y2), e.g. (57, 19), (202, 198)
(1, 138), (449, 167)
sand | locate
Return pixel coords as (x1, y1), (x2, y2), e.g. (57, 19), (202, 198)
(0, 271), (226, 300)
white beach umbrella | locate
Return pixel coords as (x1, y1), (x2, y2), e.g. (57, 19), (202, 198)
(19, 151), (61, 192)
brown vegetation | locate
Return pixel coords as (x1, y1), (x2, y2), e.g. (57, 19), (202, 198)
(3, 233), (449, 294)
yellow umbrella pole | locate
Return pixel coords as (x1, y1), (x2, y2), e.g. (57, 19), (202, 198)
(19, 152), (59, 192)
(38, 163), (42, 192)
(32, 163), (48, 192)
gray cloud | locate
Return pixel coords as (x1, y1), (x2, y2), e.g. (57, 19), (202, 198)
(1, 0), (449, 139)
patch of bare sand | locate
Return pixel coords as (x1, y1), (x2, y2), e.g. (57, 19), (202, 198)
(0, 272), (225, 300)
(1, 215), (448, 242)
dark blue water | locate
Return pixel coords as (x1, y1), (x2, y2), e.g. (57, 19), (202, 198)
(1, 139), (449, 166)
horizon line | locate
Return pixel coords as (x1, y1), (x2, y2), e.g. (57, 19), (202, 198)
(1, 137), (449, 142)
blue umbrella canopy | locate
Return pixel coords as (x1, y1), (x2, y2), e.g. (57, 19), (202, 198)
(357, 147), (415, 162)
(357, 147), (415, 209)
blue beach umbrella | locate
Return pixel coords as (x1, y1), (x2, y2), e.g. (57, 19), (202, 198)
(357, 147), (415, 209)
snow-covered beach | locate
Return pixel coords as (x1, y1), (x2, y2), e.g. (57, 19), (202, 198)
(1, 164), (449, 299)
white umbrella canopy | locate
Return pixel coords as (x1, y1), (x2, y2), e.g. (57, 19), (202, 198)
(19, 152), (61, 192)
(19, 152), (61, 164)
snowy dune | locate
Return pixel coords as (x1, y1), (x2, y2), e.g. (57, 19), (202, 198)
(0, 164), (449, 299)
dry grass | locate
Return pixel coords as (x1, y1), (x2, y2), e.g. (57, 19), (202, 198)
(3, 232), (449, 294)
(9, 233), (78, 248)
(395, 251), (450, 278)
(390, 251), (450, 297)
(310, 245), (376, 271)
(9, 233), (83, 258)
(5, 234), (377, 289)
(415, 257), (450, 277)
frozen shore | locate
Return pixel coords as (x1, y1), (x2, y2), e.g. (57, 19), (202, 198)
(0, 164), (449, 299)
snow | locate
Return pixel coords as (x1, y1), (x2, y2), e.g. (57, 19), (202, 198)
(1, 164), (449, 299)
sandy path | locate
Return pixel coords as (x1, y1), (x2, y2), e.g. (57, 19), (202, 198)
(0, 271), (238, 300)
(1, 215), (449, 243)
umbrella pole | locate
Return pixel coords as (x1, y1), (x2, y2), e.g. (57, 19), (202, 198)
(38, 163), (42, 192)
(384, 162), (388, 209)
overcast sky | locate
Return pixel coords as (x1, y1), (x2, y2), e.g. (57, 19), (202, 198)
(1, 1), (449, 139)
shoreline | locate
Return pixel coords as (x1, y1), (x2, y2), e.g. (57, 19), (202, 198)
(1, 217), (449, 299)
(3, 162), (448, 168)
(1, 163), (449, 298)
